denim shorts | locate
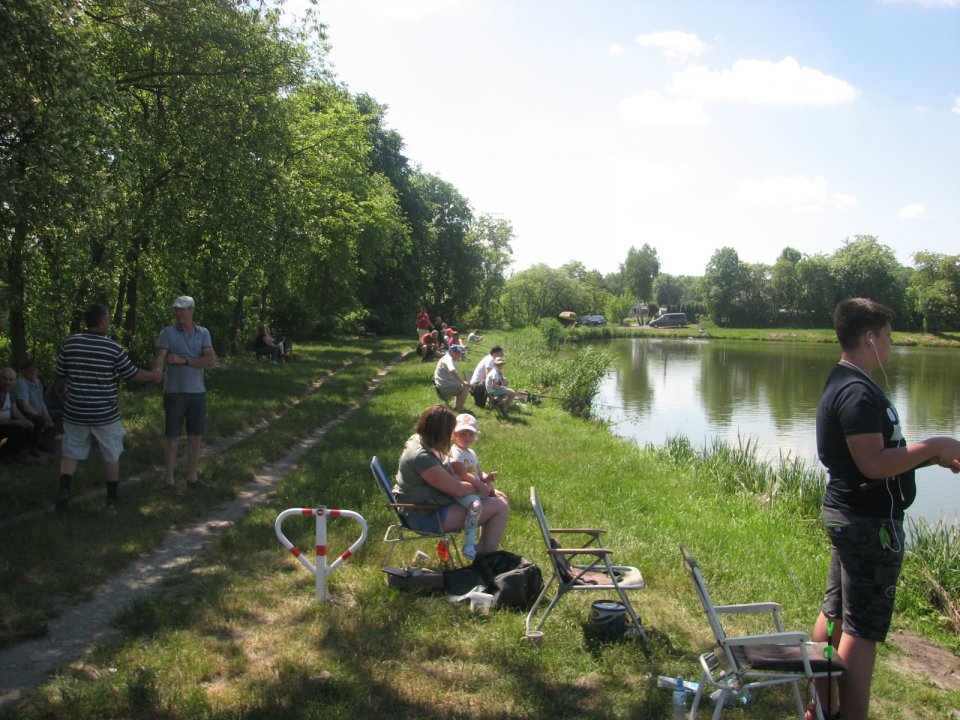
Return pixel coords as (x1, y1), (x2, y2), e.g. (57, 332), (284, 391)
(62, 420), (126, 462)
(401, 506), (449, 533)
(164, 392), (206, 437)
(821, 506), (904, 642)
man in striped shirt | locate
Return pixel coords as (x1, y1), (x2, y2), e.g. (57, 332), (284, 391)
(54, 304), (162, 511)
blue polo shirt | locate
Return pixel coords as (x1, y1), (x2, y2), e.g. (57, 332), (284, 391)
(158, 323), (213, 394)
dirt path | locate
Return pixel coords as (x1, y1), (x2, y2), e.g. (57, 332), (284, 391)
(0, 352), (409, 716)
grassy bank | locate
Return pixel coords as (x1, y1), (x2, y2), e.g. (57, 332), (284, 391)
(558, 321), (960, 348)
(4, 332), (957, 719)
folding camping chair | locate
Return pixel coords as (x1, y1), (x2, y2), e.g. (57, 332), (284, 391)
(680, 545), (846, 720)
(370, 456), (462, 567)
(525, 486), (647, 640)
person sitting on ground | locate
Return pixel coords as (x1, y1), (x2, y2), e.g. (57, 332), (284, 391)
(485, 356), (517, 415)
(467, 329), (484, 344)
(434, 344), (471, 412)
(469, 345), (503, 408)
(441, 327), (457, 350)
(447, 413), (500, 559)
(14, 357), (56, 453)
(0, 367), (35, 463)
(417, 330), (441, 362)
(393, 405), (509, 557)
(254, 323), (285, 364)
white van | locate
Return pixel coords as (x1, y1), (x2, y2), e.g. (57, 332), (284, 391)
(649, 312), (688, 328)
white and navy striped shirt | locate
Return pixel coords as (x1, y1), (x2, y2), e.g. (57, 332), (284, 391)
(55, 332), (139, 425)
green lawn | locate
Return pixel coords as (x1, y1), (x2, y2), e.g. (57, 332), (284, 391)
(4, 334), (958, 719)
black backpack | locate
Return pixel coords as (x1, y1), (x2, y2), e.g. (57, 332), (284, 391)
(470, 382), (487, 408)
(443, 550), (543, 610)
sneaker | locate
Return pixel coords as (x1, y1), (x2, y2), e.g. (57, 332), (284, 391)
(55, 488), (71, 513)
(462, 543), (477, 560)
(187, 477), (209, 488)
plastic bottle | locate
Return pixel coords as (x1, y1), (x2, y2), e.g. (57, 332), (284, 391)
(437, 539), (450, 564)
(672, 677), (686, 720)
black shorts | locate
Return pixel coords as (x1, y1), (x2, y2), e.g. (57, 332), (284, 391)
(820, 506), (904, 642)
(164, 392), (207, 437)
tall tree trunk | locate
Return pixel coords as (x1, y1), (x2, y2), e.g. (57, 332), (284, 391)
(6, 213), (29, 367)
(230, 292), (246, 354)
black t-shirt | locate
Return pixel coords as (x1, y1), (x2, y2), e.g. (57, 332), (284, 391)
(816, 364), (916, 519)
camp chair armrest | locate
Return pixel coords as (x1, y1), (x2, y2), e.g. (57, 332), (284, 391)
(549, 528), (606, 536)
(724, 631), (810, 647)
(714, 602), (783, 615)
(387, 502), (443, 511)
(551, 548), (613, 557)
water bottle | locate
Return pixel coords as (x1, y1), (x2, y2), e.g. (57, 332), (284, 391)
(437, 539), (450, 564)
(672, 677), (686, 720)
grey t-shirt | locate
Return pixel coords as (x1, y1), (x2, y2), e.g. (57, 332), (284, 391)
(393, 434), (455, 508)
(158, 323), (212, 394)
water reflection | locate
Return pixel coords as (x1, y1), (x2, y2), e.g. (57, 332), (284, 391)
(595, 338), (960, 525)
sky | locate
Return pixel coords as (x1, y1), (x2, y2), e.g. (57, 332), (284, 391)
(287, 0), (959, 276)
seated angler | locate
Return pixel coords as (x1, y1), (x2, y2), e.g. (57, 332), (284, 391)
(434, 344), (471, 412)
(14, 357), (56, 453)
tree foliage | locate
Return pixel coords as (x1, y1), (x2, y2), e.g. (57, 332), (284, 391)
(1, 0), (511, 368)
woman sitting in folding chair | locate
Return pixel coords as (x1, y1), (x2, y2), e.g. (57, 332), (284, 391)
(394, 405), (510, 556)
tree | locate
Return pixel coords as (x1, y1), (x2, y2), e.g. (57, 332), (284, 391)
(466, 214), (513, 328)
(702, 247), (750, 327)
(620, 244), (659, 304)
(828, 236), (906, 320)
(907, 252), (960, 333)
(770, 247), (802, 315)
(499, 264), (593, 327)
(653, 273), (683, 308)
(1, 0), (112, 364)
(796, 254), (837, 327)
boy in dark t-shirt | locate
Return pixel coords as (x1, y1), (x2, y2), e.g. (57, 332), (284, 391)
(808, 298), (960, 720)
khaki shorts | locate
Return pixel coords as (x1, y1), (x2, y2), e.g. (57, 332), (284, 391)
(61, 420), (126, 462)
(821, 506), (904, 642)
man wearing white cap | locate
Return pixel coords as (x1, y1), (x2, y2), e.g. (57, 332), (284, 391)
(154, 295), (216, 488)
(434, 344), (470, 412)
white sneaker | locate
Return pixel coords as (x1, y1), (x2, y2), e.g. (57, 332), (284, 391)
(462, 543), (477, 560)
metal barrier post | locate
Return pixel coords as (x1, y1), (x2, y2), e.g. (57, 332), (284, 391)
(275, 506), (368, 602)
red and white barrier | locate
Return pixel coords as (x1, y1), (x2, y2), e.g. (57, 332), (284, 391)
(274, 507), (368, 602)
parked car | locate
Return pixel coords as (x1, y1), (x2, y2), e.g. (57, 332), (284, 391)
(649, 312), (688, 328)
(578, 314), (607, 327)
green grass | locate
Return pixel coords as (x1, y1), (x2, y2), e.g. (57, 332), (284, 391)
(4, 332), (959, 719)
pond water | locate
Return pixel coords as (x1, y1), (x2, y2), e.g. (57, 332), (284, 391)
(594, 337), (960, 526)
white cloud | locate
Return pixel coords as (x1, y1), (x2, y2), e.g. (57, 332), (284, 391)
(618, 91), (707, 126)
(898, 203), (925, 219)
(952, 97), (960, 115)
(635, 30), (706, 61)
(608, 43), (626, 56)
(734, 176), (857, 209)
(671, 57), (860, 106)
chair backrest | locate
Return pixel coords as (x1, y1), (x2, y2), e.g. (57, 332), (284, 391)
(530, 487), (571, 581)
(529, 486), (553, 548)
(680, 545), (729, 646)
(371, 456), (398, 507)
